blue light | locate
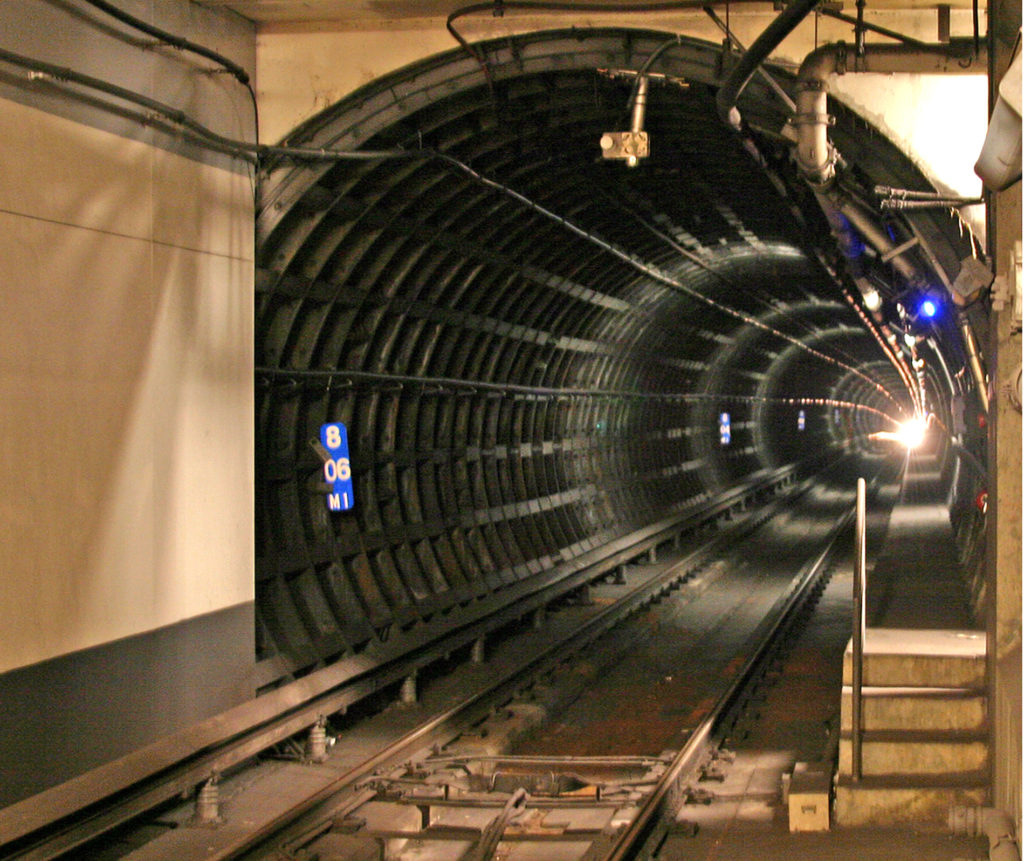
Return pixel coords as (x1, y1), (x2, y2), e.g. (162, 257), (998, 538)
(920, 299), (938, 318)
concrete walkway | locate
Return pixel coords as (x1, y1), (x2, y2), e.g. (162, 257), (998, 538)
(866, 448), (978, 630)
(659, 449), (989, 859)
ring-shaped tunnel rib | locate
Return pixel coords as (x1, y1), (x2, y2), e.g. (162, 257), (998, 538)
(254, 28), (980, 689)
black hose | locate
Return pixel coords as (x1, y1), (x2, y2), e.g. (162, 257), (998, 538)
(80, 0), (259, 145)
(703, 6), (797, 113)
(446, 0), (753, 94)
(81, 0), (250, 86)
(626, 35), (682, 112)
(715, 0), (821, 128)
(0, 46), (426, 163)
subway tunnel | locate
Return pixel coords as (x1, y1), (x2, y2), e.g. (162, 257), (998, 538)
(0, 2), (1019, 854)
(253, 28), (984, 688)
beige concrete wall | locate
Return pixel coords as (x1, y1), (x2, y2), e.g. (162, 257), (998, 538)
(256, 11), (986, 216)
(0, 96), (254, 672)
(988, 0), (1023, 821)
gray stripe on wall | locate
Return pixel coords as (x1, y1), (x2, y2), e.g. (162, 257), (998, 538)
(0, 601), (254, 806)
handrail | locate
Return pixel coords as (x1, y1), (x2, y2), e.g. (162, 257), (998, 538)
(851, 476), (867, 781)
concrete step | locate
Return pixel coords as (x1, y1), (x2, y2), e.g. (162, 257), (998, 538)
(842, 629), (985, 687)
(834, 772), (989, 827)
(838, 730), (988, 777)
(840, 685), (987, 732)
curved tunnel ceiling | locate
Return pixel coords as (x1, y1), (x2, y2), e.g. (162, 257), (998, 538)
(253, 28), (977, 685)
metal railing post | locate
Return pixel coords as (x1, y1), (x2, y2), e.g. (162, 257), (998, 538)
(852, 476), (867, 781)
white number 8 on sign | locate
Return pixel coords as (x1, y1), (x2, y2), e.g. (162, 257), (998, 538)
(324, 458), (351, 483)
(324, 425), (343, 450)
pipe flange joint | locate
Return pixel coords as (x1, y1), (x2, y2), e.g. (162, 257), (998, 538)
(831, 43), (849, 74)
(789, 112), (836, 126)
(796, 77), (828, 93)
(797, 147), (838, 187)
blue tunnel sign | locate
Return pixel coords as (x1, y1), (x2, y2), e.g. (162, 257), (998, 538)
(320, 422), (354, 511)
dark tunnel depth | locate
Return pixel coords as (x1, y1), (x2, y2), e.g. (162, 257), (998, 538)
(253, 28), (986, 687)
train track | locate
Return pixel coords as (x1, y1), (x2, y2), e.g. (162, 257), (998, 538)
(3, 459), (886, 861)
(245, 485), (854, 861)
(76, 461), (879, 861)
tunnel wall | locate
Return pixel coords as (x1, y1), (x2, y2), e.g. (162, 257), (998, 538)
(0, 2), (256, 804)
(253, 28), (979, 691)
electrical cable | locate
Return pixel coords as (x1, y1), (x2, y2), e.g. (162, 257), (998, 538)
(81, 0), (251, 86)
(626, 36), (683, 113)
(255, 365), (893, 422)
(77, 0), (263, 187)
(446, 0), (756, 94)
(0, 44), (905, 410)
(580, 173), (882, 376)
(0, 46), (427, 164)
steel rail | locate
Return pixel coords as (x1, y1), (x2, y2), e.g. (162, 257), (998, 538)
(604, 486), (861, 859)
(0, 466), (807, 860)
(190, 474), (817, 860)
(241, 467), (865, 861)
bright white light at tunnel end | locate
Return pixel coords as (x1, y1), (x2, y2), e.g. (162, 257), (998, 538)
(895, 417), (927, 449)
(870, 414), (930, 450)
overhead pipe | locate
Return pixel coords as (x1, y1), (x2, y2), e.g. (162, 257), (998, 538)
(790, 38), (987, 189)
(789, 38), (990, 411)
(819, 191), (922, 286)
(715, 0), (821, 130)
(958, 314), (991, 412)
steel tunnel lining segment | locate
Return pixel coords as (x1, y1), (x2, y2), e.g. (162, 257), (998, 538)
(255, 28), (973, 686)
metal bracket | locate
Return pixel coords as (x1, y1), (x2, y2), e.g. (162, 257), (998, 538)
(599, 131), (650, 166)
(880, 236), (920, 264)
(991, 240), (1023, 331)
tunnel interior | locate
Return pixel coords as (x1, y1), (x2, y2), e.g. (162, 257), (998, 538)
(254, 28), (986, 689)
